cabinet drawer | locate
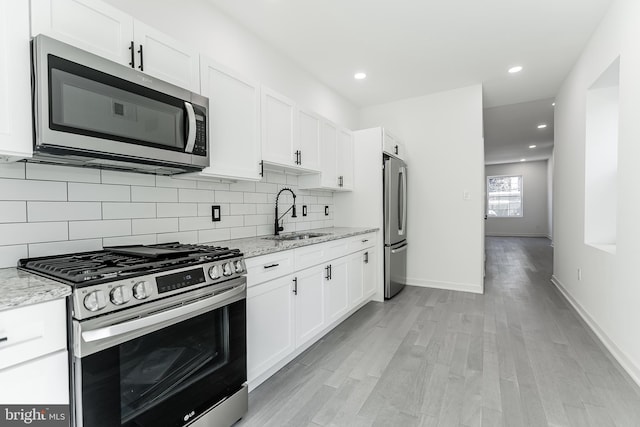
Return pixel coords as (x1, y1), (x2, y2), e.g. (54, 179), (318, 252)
(246, 250), (295, 287)
(294, 239), (349, 271)
(0, 299), (67, 370)
(346, 233), (376, 253)
(0, 349), (69, 404)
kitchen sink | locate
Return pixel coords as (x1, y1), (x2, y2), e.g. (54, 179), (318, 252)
(262, 232), (329, 241)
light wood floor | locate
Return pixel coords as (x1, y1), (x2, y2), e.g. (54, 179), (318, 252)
(237, 237), (640, 426)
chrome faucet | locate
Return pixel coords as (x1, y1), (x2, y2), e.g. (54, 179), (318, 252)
(274, 188), (297, 235)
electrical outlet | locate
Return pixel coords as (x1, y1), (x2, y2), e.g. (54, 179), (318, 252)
(463, 190), (471, 201)
(577, 268), (582, 281)
(211, 205), (221, 222)
(302, 205), (308, 217)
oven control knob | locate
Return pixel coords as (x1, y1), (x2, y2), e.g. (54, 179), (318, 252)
(110, 285), (132, 305)
(208, 265), (221, 280)
(223, 262), (233, 276)
(133, 281), (153, 300)
(84, 290), (107, 312)
(234, 260), (244, 273)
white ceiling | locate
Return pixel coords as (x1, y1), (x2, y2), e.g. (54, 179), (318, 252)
(207, 0), (611, 164)
(484, 98), (555, 165)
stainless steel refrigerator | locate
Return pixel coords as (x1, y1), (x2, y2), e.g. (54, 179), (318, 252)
(384, 155), (408, 299)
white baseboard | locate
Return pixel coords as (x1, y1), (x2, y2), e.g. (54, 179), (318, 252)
(405, 277), (483, 294)
(550, 275), (640, 388)
(485, 232), (549, 238)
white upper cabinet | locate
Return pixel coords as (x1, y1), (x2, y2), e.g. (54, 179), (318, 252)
(0, 0), (32, 161)
(31, 0), (199, 92)
(337, 127), (354, 190)
(180, 57), (261, 181)
(261, 86), (296, 167)
(320, 120), (338, 188)
(31, 0), (134, 65)
(297, 109), (321, 171)
(133, 20), (200, 92)
(383, 129), (406, 161)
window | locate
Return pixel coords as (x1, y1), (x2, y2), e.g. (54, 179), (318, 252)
(487, 175), (523, 217)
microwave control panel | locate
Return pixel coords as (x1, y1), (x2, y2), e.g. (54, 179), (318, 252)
(192, 105), (207, 157)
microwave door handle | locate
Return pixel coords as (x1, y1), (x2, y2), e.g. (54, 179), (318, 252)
(184, 101), (196, 153)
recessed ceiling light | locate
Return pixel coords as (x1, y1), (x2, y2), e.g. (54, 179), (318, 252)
(529, 145), (537, 149)
(508, 66), (523, 74)
(520, 158), (526, 162)
(552, 102), (556, 106)
(537, 124), (547, 129)
(354, 72), (367, 80)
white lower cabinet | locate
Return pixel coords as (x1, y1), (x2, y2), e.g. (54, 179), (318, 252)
(246, 234), (377, 389)
(0, 350), (69, 404)
(247, 274), (295, 383)
(294, 265), (325, 347)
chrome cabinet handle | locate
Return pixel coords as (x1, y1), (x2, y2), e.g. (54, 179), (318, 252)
(184, 102), (196, 153)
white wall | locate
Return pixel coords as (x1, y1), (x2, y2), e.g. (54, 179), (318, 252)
(103, 0), (358, 129)
(359, 85), (485, 294)
(553, 0), (640, 385)
(547, 149), (554, 242)
(485, 160), (549, 237)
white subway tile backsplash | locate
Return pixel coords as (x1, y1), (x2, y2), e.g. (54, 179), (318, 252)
(131, 186), (177, 202)
(0, 179), (67, 201)
(179, 216), (216, 231)
(230, 226), (256, 240)
(101, 170), (155, 186)
(198, 228), (230, 244)
(157, 231), (198, 244)
(132, 218), (178, 235)
(178, 188), (215, 203)
(26, 163), (101, 183)
(0, 163), (25, 179)
(0, 222), (68, 246)
(157, 203), (197, 218)
(156, 176), (197, 189)
(0, 245), (27, 268)
(230, 182), (256, 192)
(28, 239), (103, 258)
(0, 168), (333, 267)
(244, 192), (268, 204)
(69, 220), (131, 240)
(230, 204), (257, 215)
(103, 203), (156, 220)
(214, 191), (243, 203)
(28, 202), (101, 222)
(103, 234), (156, 246)
(0, 202), (26, 223)
(286, 175), (299, 185)
(69, 183), (129, 202)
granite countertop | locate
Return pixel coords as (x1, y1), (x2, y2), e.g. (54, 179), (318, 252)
(208, 227), (379, 258)
(0, 268), (71, 311)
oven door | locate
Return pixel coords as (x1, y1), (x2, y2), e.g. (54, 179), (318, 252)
(33, 35), (209, 170)
(72, 280), (246, 427)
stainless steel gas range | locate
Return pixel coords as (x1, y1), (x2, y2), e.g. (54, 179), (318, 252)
(19, 242), (248, 427)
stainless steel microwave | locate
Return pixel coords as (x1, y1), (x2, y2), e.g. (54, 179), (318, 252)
(31, 35), (209, 175)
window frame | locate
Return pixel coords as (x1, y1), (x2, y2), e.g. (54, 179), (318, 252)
(486, 174), (524, 218)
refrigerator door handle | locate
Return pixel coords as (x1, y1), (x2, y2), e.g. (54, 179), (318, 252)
(398, 166), (407, 236)
(391, 243), (408, 254)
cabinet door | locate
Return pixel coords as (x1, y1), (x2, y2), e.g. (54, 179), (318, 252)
(261, 87), (296, 166)
(347, 252), (365, 308)
(0, 350), (69, 404)
(133, 20), (200, 92)
(31, 0), (134, 65)
(294, 266), (325, 347)
(199, 57), (261, 181)
(383, 130), (404, 160)
(363, 249), (378, 298)
(247, 275), (295, 382)
(324, 259), (349, 324)
(320, 120), (338, 188)
(0, 0), (32, 160)
(297, 109), (321, 171)
(337, 127), (354, 190)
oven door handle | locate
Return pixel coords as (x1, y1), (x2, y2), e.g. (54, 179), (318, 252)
(77, 282), (245, 357)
